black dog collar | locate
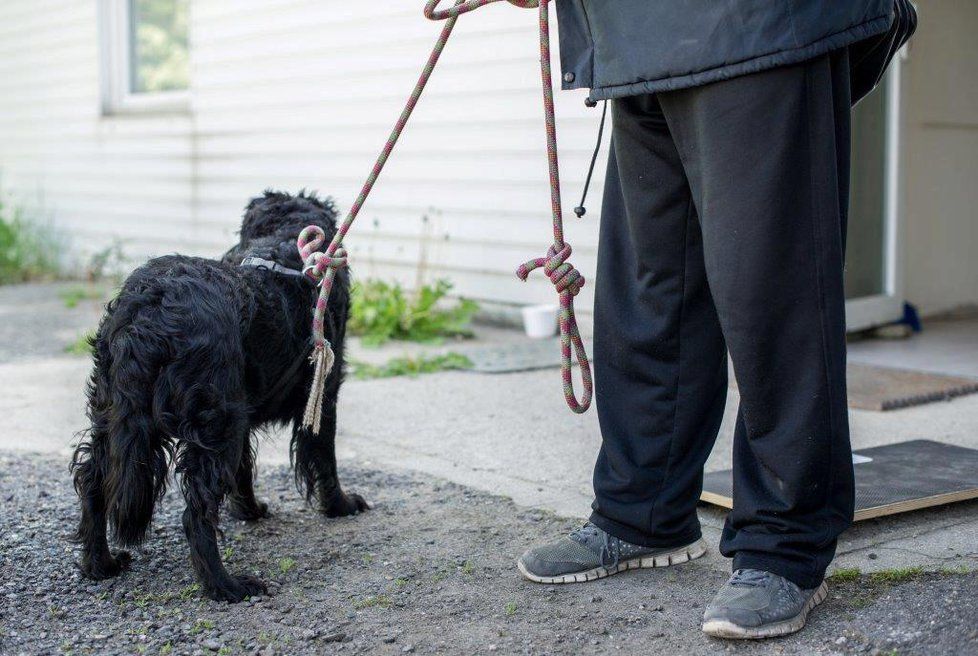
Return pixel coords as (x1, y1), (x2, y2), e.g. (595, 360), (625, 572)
(239, 256), (313, 283)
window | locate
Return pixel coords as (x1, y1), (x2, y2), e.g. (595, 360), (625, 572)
(100, 0), (189, 114)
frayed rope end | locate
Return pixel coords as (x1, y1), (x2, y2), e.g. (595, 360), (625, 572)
(301, 342), (335, 433)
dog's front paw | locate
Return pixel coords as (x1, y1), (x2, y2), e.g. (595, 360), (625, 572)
(321, 491), (370, 518)
(80, 550), (132, 580)
(204, 575), (267, 603)
(228, 499), (270, 522)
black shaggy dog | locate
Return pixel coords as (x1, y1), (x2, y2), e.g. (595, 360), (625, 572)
(71, 191), (368, 602)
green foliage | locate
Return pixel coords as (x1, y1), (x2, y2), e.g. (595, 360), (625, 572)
(278, 557), (297, 574)
(60, 285), (106, 309)
(65, 331), (96, 356)
(0, 199), (61, 284)
(868, 566), (923, 584)
(504, 601), (518, 616)
(132, 0), (189, 93)
(350, 279), (479, 346)
(349, 352), (472, 380)
(827, 567), (861, 583)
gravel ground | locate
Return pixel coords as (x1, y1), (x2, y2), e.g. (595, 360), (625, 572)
(2, 451), (976, 656)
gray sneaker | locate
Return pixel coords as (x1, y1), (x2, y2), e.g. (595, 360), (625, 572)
(701, 569), (829, 639)
(517, 522), (707, 584)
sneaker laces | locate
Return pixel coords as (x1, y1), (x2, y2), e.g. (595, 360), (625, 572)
(729, 569), (772, 588)
(569, 523), (621, 568)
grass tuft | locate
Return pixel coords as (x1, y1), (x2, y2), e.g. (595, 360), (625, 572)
(868, 566), (924, 585)
(827, 567), (862, 583)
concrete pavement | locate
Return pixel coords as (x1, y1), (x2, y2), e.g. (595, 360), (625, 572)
(2, 282), (977, 581)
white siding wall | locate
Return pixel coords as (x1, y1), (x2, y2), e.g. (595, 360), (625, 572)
(0, 0), (606, 310)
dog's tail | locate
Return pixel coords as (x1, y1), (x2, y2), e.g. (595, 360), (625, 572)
(103, 325), (172, 547)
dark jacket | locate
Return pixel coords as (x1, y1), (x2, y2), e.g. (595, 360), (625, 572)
(556, 0), (912, 103)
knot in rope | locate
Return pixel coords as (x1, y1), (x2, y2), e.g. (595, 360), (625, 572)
(515, 241), (592, 414)
(516, 243), (584, 297)
(297, 226), (347, 287)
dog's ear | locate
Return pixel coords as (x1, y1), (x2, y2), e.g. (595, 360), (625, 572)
(239, 190), (339, 244)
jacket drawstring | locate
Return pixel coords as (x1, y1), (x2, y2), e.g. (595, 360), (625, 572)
(574, 98), (609, 218)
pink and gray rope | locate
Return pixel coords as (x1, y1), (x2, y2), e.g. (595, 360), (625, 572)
(299, 0), (592, 413)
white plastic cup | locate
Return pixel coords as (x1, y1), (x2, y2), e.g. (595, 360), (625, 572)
(521, 304), (559, 338)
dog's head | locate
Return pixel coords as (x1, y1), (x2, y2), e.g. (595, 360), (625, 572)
(231, 190), (339, 267)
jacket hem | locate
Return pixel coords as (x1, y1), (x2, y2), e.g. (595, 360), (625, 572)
(586, 13), (892, 101)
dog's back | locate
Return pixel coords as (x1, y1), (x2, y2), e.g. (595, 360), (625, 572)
(84, 254), (252, 546)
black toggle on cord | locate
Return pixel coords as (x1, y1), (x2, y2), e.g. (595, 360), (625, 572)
(574, 98), (608, 218)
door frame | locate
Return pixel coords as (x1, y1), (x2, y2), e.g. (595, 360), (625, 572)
(845, 51), (906, 331)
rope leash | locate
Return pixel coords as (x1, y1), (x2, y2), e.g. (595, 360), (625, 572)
(298, 0), (592, 429)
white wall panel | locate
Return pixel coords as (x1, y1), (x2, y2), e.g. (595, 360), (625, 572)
(0, 0), (606, 311)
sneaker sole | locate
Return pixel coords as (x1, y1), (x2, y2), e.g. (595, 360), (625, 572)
(517, 538), (708, 585)
(701, 581), (829, 640)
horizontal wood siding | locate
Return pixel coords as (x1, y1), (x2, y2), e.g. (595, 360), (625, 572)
(0, 0), (607, 309)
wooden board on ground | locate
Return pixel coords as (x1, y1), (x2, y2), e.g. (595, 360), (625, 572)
(701, 440), (978, 521)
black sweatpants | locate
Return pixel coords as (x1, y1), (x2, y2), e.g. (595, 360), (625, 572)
(590, 51), (855, 590)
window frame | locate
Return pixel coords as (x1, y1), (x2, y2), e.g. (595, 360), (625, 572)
(99, 0), (190, 115)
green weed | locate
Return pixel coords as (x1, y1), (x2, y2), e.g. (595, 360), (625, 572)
(350, 352), (472, 380)
(350, 279), (479, 346)
(178, 583), (200, 600)
(827, 567), (862, 583)
(190, 619), (215, 635)
(505, 601), (518, 616)
(278, 557), (296, 574)
(868, 566), (923, 584)
(0, 198), (62, 284)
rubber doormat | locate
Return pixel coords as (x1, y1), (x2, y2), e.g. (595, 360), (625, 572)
(728, 362), (978, 411)
(464, 339), (565, 373)
(846, 363), (978, 411)
(701, 440), (978, 521)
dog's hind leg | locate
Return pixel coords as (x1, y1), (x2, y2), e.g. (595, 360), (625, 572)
(227, 435), (269, 521)
(293, 402), (370, 518)
(72, 428), (132, 579)
(176, 385), (266, 602)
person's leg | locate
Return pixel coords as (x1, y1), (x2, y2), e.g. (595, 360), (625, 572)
(517, 95), (725, 584)
(590, 94), (729, 548)
(658, 50), (854, 592)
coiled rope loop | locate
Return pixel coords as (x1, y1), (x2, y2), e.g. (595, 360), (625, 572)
(297, 0), (592, 429)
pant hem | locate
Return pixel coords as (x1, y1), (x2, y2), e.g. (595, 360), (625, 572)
(589, 512), (702, 550)
(731, 553), (824, 590)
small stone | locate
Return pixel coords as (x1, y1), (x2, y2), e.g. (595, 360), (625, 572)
(302, 629), (318, 641)
(322, 633), (346, 643)
(204, 639), (222, 651)
(383, 636), (397, 644)
(402, 645), (415, 653)
(868, 553), (878, 560)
